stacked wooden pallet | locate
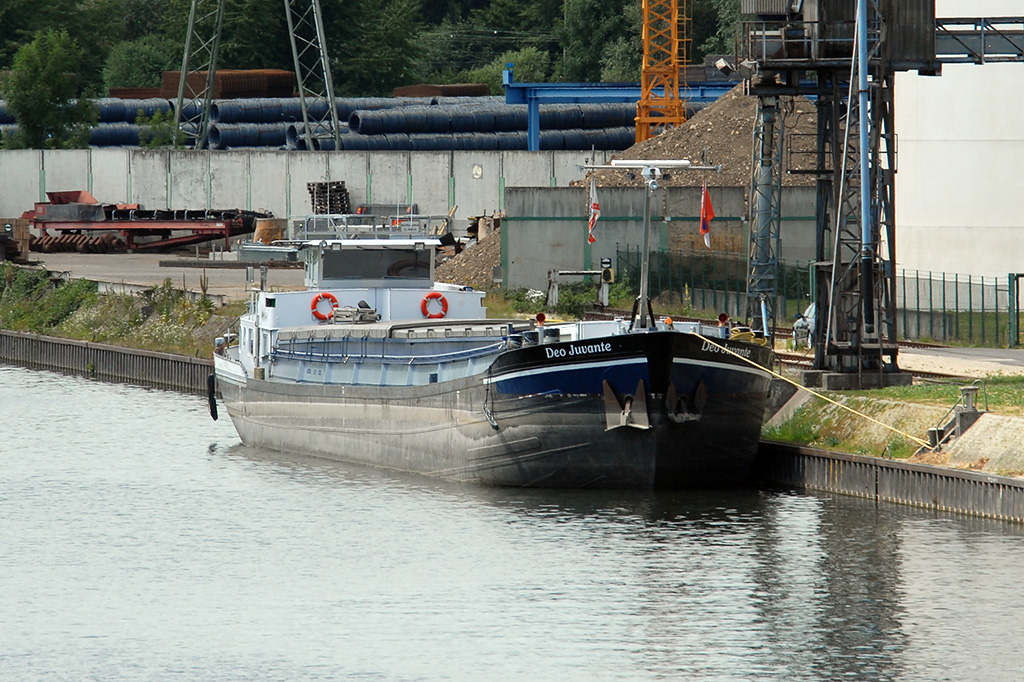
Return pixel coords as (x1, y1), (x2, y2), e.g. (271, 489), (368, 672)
(307, 181), (351, 214)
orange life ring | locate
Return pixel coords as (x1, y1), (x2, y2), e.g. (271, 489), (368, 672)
(421, 291), (448, 319)
(311, 292), (338, 321)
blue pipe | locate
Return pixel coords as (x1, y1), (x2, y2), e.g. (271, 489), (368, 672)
(858, 0), (875, 331)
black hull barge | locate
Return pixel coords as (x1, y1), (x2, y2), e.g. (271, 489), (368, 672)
(212, 211), (775, 489)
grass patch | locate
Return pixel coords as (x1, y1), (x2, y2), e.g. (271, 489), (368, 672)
(763, 393), (949, 460)
(841, 375), (1024, 414)
(1, 264), (234, 357)
(484, 281), (636, 320)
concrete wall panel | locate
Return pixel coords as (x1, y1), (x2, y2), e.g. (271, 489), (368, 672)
(664, 185), (741, 253)
(895, 61), (1024, 277)
(452, 152), (501, 220)
(210, 151), (250, 210)
(501, 152), (552, 190)
(248, 150), (289, 217)
(168, 151), (210, 209)
(367, 152), (410, 208)
(90, 149), (130, 203)
(552, 151), (597, 186)
(779, 186), (816, 263)
(41, 150), (90, 196)
(409, 152), (451, 216)
(0, 150), (41, 216)
(505, 187), (586, 288)
(285, 152), (330, 218)
(326, 153), (369, 210)
(128, 150), (169, 208)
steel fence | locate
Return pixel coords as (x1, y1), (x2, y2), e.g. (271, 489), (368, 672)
(616, 245), (813, 323)
(897, 270), (1011, 346)
(616, 247), (1021, 347)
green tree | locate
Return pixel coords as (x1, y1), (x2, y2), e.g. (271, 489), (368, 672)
(219, 0), (292, 70)
(327, 0), (424, 96)
(698, 0), (742, 59)
(104, 34), (181, 90)
(0, 0), (76, 68)
(1, 30), (97, 149)
(137, 109), (184, 148)
(599, 2), (642, 82)
(465, 47), (551, 94)
(553, 0), (632, 82)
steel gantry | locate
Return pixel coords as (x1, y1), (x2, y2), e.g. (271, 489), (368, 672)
(738, 5), (1024, 386)
(176, 0), (341, 149)
(736, 0), (932, 386)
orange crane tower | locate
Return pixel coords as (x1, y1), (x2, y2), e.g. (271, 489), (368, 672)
(636, 0), (690, 142)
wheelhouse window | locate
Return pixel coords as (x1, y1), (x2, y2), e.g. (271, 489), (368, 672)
(322, 248), (431, 281)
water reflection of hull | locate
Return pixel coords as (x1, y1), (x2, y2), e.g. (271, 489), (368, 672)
(215, 330), (773, 489)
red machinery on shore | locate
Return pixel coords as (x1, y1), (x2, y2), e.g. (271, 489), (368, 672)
(23, 190), (271, 252)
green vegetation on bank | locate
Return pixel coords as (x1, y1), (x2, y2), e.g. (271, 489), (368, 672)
(0, 264), (236, 356)
(763, 375), (1024, 460)
(485, 280), (636, 320)
(762, 395), (928, 460)
(485, 280), (731, 322)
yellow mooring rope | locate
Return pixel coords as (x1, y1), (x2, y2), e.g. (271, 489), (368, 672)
(693, 332), (930, 448)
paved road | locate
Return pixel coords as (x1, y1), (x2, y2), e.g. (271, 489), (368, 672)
(898, 345), (1024, 377)
(31, 253), (306, 302)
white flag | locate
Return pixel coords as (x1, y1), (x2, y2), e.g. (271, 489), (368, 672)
(588, 177), (600, 244)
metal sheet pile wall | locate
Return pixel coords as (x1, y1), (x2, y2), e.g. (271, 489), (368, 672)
(759, 441), (1024, 522)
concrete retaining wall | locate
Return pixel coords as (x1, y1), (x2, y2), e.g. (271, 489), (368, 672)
(503, 185), (816, 289)
(3, 149), (819, 291)
(0, 148), (606, 227)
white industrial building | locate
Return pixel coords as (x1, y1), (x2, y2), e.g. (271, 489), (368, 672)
(896, 0), (1024, 278)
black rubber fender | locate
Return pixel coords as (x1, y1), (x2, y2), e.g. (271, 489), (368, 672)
(207, 372), (219, 421)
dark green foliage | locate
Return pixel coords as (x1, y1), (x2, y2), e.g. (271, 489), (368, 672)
(1, 0), (741, 109)
(326, 0), (425, 96)
(0, 265), (98, 332)
(554, 0), (632, 82)
(137, 109), (185, 148)
(219, 0), (292, 70)
(464, 48), (551, 95)
(698, 0), (743, 58)
(0, 30), (97, 149)
(103, 34), (180, 90)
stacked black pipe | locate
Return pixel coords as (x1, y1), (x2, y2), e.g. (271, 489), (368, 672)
(0, 95), (680, 151)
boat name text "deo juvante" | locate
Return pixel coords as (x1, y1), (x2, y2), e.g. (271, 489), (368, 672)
(544, 341), (613, 359)
(701, 339), (752, 358)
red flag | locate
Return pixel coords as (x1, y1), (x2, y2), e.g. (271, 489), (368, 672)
(588, 177), (600, 244)
(699, 180), (715, 249)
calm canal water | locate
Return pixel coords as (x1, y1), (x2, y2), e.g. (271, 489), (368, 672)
(2, 363), (1023, 681)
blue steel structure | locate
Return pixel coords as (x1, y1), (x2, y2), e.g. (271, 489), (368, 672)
(502, 67), (736, 151)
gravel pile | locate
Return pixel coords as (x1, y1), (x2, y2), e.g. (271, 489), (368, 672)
(435, 228), (502, 291)
(582, 84), (818, 188)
